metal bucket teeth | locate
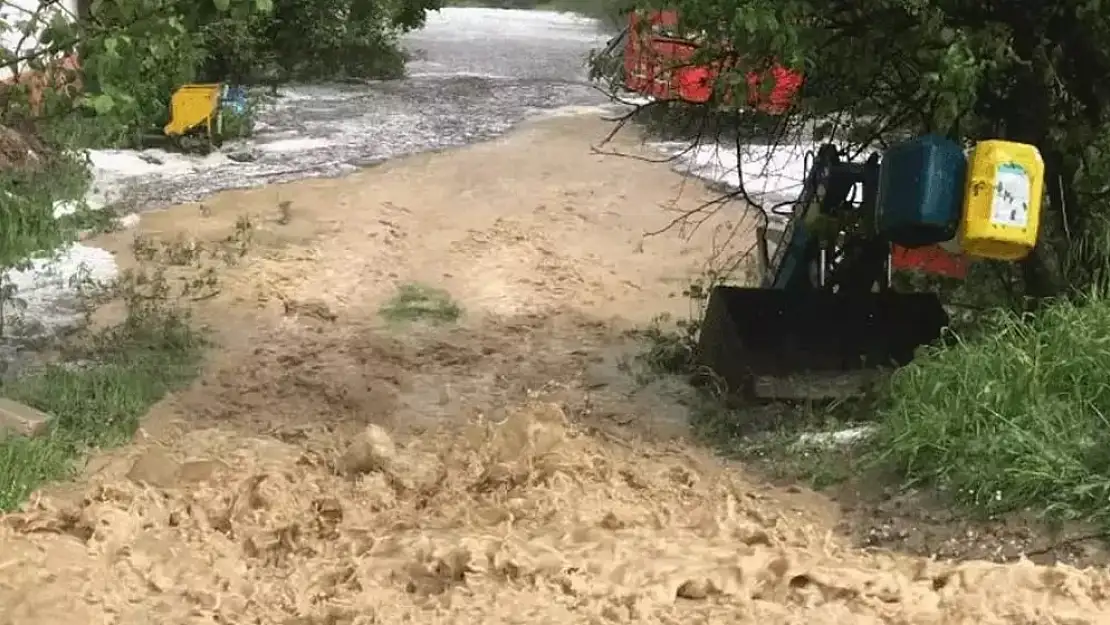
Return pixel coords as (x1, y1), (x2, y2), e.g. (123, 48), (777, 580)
(695, 286), (948, 400)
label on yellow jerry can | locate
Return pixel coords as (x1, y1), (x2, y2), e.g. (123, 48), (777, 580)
(989, 163), (1031, 228)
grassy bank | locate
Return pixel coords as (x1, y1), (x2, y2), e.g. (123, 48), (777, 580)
(0, 216), (250, 510)
(0, 294), (206, 510)
(623, 276), (1110, 529)
(867, 296), (1110, 524)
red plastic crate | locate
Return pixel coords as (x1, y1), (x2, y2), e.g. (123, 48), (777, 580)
(623, 11), (801, 113)
(891, 244), (969, 279)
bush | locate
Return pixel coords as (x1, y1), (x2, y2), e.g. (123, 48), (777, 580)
(868, 295), (1110, 523)
(199, 0), (433, 85)
(0, 147), (90, 268)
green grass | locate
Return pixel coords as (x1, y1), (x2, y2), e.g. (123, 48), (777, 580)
(0, 303), (206, 510)
(628, 287), (1110, 525)
(380, 282), (463, 324)
(866, 295), (1110, 524)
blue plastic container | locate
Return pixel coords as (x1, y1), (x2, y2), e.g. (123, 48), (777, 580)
(876, 135), (967, 246)
(220, 85), (248, 116)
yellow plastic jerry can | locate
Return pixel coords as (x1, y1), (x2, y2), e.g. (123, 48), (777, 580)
(957, 140), (1045, 261)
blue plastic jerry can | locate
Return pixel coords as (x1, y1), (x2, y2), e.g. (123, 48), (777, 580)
(876, 135), (967, 247)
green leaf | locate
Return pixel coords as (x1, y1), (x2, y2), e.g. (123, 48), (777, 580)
(255, 0), (273, 12)
(87, 93), (115, 115)
(213, 0), (231, 11)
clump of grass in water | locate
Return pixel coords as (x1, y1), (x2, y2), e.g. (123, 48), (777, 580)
(380, 282), (462, 324)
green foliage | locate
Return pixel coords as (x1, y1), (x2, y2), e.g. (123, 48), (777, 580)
(868, 295), (1110, 524)
(198, 0), (441, 84)
(0, 153), (91, 282)
(78, 7), (209, 145)
(631, 0), (1005, 132)
(0, 171), (69, 270)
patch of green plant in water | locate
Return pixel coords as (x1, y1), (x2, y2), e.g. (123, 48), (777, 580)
(380, 282), (463, 324)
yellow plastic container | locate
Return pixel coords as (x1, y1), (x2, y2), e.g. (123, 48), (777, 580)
(163, 83), (222, 138)
(957, 140), (1045, 261)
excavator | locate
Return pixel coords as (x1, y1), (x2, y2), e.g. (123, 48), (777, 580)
(696, 139), (1044, 402)
(611, 10), (1046, 401)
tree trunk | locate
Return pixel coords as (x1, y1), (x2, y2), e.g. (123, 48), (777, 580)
(1005, 30), (1066, 302)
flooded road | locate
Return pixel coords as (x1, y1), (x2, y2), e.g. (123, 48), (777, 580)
(96, 8), (612, 210)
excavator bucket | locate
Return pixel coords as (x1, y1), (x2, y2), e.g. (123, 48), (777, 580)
(695, 286), (949, 400)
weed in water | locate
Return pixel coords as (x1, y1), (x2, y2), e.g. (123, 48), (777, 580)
(627, 313), (700, 377)
(62, 204), (122, 238)
(380, 283), (462, 324)
(277, 200), (292, 225)
(162, 234), (204, 266)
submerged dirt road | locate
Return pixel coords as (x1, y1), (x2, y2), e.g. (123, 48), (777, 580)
(3, 115), (1109, 624)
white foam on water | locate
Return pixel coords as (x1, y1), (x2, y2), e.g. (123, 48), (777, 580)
(532, 104), (612, 119)
(613, 92), (815, 215)
(406, 71), (516, 80)
(419, 8), (602, 43)
(84, 148), (232, 206)
(3, 242), (118, 340)
(272, 87), (320, 102)
(656, 140), (815, 216)
(265, 85), (367, 110)
(795, 425), (877, 449)
(258, 137), (337, 153)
